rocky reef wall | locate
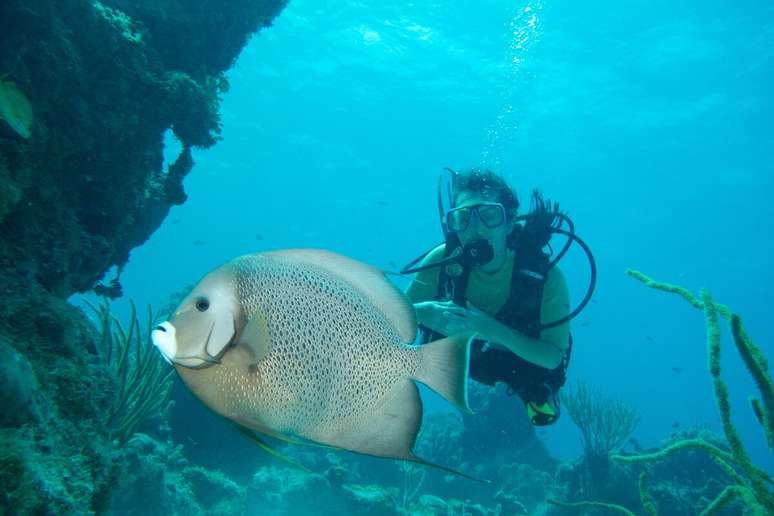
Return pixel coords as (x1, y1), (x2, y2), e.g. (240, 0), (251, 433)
(0, 0), (286, 512)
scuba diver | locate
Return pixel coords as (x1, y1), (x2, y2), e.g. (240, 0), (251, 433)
(403, 168), (596, 426)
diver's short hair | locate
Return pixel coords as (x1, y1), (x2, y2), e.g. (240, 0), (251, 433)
(453, 168), (519, 218)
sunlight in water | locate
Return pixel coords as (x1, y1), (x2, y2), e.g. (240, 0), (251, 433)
(481, 1), (543, 169)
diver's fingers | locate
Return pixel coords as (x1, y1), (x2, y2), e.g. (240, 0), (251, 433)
(466, 303), (485, 314)
(442, 309), (466, 319)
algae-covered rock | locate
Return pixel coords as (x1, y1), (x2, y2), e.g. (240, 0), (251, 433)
(0, 337), (41, 426)
(343, 483), (399, 514)
(0, 156), (22, 223)
(110, 433), (248, 515)
(0, 0), (288, 299)
(248, 466), (400, 515)
(0, 1), (290, 512)
(249, 466), (343, 511)
(182, 465), (246, 514)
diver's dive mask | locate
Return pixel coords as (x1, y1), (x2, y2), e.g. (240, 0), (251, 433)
(401, 168), (499, 275)
(446, 203), (506, 232)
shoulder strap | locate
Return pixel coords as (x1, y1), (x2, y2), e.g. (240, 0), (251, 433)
(495, 227), (552, 338)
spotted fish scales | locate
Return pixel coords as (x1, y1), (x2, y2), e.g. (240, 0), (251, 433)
(152, 249), (471, 468)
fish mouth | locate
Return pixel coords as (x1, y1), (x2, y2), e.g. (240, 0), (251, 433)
(151, 322), (177, 365)
(151, 321), (222, 369)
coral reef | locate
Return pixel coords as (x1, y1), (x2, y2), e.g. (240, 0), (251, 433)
(549, 271), (774, 515)
(0, 0), (283, 298)
(620, 271), (774, 514)
(0, 337), (42, 426)
(462, 382), (555, 469)
(109, 432), (248, 515)
(561, 379), (640, 458)
(247, 463), (508, 516)
(555, 378), (641, 503)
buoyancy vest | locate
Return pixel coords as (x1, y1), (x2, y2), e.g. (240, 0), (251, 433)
(420, 227), (572, 405)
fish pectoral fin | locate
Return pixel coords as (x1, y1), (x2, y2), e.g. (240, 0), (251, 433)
(232, 424), (313, 474)
(239, 314), (271, 362)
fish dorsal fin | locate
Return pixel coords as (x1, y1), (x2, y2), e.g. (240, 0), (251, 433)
(264, 248), (417, 343)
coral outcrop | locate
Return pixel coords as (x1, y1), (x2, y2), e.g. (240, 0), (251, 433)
(0, 0), (287, 512)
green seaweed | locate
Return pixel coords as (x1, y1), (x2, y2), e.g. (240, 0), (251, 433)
(85, 298), (174, 444)
(638, 470), (658, 516)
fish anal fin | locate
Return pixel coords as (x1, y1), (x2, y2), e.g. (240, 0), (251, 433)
(318, 380), (423, 461)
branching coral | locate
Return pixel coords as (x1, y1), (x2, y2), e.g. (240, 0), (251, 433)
(398, 461), (426, 513)
(547, 498), (636, 515)
(606, 270), (774, 514)
(85, 299), (173, 444)
(550, 270), (774, 515)
(561, 379), (640, 457)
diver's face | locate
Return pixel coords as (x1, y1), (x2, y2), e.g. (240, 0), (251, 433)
(453, 192), (514, 272)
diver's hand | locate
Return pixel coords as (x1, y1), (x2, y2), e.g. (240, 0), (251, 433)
(415, 301), (506, 341)
(413, 300), (485, 337)
(452, 303), (507, 342)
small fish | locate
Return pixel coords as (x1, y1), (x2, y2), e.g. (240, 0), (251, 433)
(645, 335), (654, 342)
(580, 321), (590, 327)
(671, 367), (682, 373)
(192, 240), (207, 246)
(152, 249), (473, 477)
(671, 421), (680, 429)
(255, 233), (264, 241)
(171, 219), (181, 225)
(376, 200), (389, 207)
(0, 78), (33, 139)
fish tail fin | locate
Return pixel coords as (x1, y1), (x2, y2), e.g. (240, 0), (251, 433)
(414, 333), (472, 414)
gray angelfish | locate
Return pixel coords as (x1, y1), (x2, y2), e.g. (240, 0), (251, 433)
(151, 248), (473, 475)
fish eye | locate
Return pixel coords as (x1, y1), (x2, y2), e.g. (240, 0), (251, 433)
(195, 297), (210, 312)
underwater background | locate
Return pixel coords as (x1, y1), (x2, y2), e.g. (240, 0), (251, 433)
(1, 0), (773, 514)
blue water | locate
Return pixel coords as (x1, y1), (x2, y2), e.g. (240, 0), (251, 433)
(79, 0), (774, 478)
